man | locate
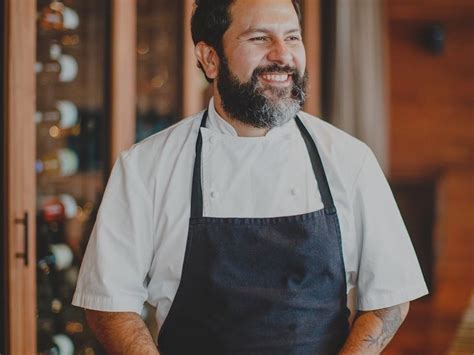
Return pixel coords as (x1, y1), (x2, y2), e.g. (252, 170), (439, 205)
(73, 0), (428, 353)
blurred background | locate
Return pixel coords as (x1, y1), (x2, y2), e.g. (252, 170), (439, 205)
(1, 0), (473, 354)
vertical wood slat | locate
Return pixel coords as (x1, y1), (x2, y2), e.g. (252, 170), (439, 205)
(382, 0), (391, 174)
(110, 0), (137, 164)
(5, 0), (37, 354)
(303, 0), (321, 117)
(182, 0), (207, 117)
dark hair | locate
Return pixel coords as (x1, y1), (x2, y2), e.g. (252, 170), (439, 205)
(191, 0), (302, 81)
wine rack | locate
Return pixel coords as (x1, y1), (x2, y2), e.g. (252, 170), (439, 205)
(5, 0), (245, 353)
(35, 0), (108, 353)
(136, 0), (183, 141)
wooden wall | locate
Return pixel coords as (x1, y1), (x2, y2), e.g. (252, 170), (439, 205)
(5, 1), (37, 353)
(386, 0), (473, 353)
(388, 0), (473, 180)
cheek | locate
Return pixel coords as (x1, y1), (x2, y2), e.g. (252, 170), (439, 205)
(295, 46), (306, 73)
(228, 46), (264, 79)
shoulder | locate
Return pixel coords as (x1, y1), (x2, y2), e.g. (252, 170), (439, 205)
(120, 111), (204, 166)
(297, 111), (371, 183)
(114, 111), (204, 185)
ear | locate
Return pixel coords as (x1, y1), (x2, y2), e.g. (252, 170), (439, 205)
(194, 42), (220, 80)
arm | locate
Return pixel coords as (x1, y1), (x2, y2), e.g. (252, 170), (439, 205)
(339, 302), (410, 355)
(85, 309), (159, 355)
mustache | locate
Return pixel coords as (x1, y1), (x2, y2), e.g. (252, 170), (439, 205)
(249, 64), (307, 103)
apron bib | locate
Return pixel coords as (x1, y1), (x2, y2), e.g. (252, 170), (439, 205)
(158, 112), (350, 354)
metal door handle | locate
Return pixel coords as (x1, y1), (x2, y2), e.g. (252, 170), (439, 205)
(14, 212), (29, 266)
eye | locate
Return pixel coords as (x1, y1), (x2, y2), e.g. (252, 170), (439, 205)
(286, 35), (301, 42)
(249, 36), (269, 42)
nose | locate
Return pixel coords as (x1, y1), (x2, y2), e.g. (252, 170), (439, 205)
(267, 39), (292, 65)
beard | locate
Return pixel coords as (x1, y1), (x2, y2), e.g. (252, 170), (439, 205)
(216, 57), (308, 129)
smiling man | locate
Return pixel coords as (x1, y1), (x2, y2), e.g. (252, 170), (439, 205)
(72, 0), (428, 354)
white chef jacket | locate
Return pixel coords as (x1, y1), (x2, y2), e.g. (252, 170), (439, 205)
(73, 98), (428, 329)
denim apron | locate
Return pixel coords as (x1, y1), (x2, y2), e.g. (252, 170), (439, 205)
(158, 111), (350, 354)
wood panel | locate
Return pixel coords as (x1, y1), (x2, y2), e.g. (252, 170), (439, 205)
(386, 170), (474, 354)
(303, 0), (321, 116)
(1, 1), (5, 352)
(385, 0), (474, 353)
(110, 0), (137, 163)
(389, 0), (474, 22)
(388, 1), (474, 180)
(5, 0), (37, 354)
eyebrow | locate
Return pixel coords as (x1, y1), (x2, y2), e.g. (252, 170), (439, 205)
(239, 27), (302, 37)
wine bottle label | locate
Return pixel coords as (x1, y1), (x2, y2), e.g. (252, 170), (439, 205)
(35, 109), (61, 126)
(50, 243), (73, 271)
(45, 110), (61, 122)
(39, 155), (60, 175)
(37, 149), (79, 176)
(65, 321), (84, 335)
(42, 197), (65, 222)
(44, 61), (61, 74)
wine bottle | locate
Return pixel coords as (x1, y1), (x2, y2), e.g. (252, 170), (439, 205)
(37, 331), (75, 355)
(36, 45), (62, 85)
(40, 197), (65, 223)
(35, 108), (61, 125)
(37, 329), (61, 355)
(48, 43), (78, 83)
(38, 243), (74, 273)
(36, 148), (79, 176)
(38, 194), (78, 225)
(36, 100), (78, 128)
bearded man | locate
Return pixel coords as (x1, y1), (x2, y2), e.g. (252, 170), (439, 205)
(73, 0), (428, 354)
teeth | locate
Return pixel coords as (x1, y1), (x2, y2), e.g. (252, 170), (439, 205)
(262, 74), (289, 82)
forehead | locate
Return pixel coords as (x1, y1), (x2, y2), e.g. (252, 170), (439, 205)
(227, 0), (301, 35)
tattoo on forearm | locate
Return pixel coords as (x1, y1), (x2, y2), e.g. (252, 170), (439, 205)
(363, 305), (403, 348)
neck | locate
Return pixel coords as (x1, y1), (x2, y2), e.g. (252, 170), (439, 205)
(213, 91), (269, 137)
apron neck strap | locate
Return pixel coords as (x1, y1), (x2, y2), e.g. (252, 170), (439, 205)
(191, 111), (335, 218)
(190, 111), (208, 218)
(294, 116), (336, 212)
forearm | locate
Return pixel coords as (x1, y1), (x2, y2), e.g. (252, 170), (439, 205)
(339, 302), (410, 355)
(85, 310), (159, 355)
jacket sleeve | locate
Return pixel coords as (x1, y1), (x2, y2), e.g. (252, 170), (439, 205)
(72, 150), (154, 314)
